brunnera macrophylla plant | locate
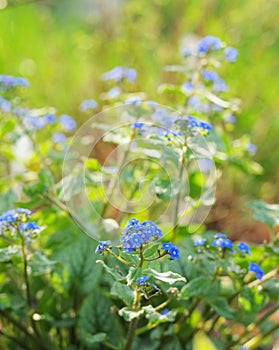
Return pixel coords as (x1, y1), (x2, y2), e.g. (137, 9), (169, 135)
(0, 35), (278, 350)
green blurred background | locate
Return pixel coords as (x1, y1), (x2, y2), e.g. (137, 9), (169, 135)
(1, 0), (279, 201)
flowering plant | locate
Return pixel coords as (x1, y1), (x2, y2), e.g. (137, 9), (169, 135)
(0, 36), (278, 350)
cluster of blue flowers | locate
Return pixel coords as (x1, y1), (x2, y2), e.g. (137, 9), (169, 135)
(202, 69), (227, 92)
(0, 208), (41, 238)
(193, 233), (264, 280)
(0, 74), (79, 145)
(130, 109), (212, 142)
(121, 218), (162, 252)
(161, 242), (180, 260)
(0, 74), (29, 88)
(101, 66), (137, 83)
(181, 35), (238, 63)
(197, 36), (222, 53)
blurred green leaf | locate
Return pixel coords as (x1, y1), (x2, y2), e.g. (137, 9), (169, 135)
(249, 200), (279, 227)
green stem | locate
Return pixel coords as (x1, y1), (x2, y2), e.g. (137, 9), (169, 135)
(124, 289), (141, 350)
(101, 341), (120, 350)
(241, 321), (279, 349)
(17, 229), (48, 350)
(171, 142), (187, 244)
(139, 245), (144, 267)
(144, 251), (168, 261)
(105, 248), (131, 266)
(231, 304), (279, 348)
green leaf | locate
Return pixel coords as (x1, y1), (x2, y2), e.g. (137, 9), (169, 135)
(249, 200), (279, 228)
(82, 332), (107, 346)
(111, 282), (134, 306)
(127, 266), (143, 286)
(0, 246), (21, 262)
(78, 291), (122, 348)
(143, 305), (177, 324)
(49, 231), (102, 294)
(29, 251), (58, 276)
(0, 189), (16, 212)
(180, 276), (211, 298)
(58, 171), (84, 201)
(148, 268), (186, 285)
(143, 243), (160, 259)
(0, 293), (11, 310)
(118, 307), (144, 321)
(96, 260), (125, 282)
(208, 296), (236, 319)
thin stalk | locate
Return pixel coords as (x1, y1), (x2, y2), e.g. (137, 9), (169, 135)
(102, 341), (120, 350)
(16, 229), (47, 350)
(171, 142), (187, 244)
(139, 245), (144, 267)
(231, 304), (279, 348)
(124, 289), (141, 350)
(241, 322), (279, 349)
(105, 248), (131, 266)
(144, 251), (168, 261)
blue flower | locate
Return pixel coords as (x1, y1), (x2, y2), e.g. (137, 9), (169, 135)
(16, 208), (31, 215)
(212, 238), (233, 249)
(197, 36), (222, 53)
(224, 114), (236, 124)
(194, 238), (207, 247)
(79, 99), (98, 111)
(137, 275), (149, 285)
(95, 240), (111, 254)
(101, 66), (137, 83)
(160, 308), (169, 315)
(248, 262), (264, 280)
(52, 133), (66, 143)
(162, 242), (173, 251)
(237, 242), (251, 256)
(19, 222), (41, 237)
(146, 101), (158, 109)
(202, 70), (220, 82)
(181, 48), (192, 57)
(126, 218), (139, 227)
(224, 47), (238, 62)
(185, 116), (212, 131)
(151, 284), (160, 292)
(60, 115), (76, 132)
(45, 114), (56, 124)
(125, 96), (142, 105)
(107, 86), (121, 99)
(169, 246), (180, 260)
(25, 116), (46, 130)
(182, 81), (194, 94)
(245, 143), (257, 155)
(215, 232), (227, 239)
(131, 122), (144, 129)
(0, 98), (12, 113)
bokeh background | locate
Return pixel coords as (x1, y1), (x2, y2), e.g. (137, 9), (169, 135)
(1, 0), (279, 240)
